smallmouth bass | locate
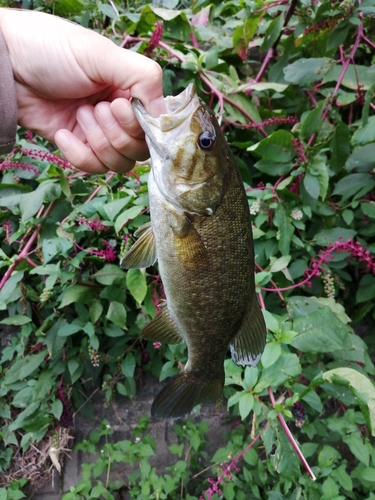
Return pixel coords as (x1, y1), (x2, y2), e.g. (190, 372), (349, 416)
(121, 84), (266, 419)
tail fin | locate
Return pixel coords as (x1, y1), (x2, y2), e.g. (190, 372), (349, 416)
(151, 373), (223, 419)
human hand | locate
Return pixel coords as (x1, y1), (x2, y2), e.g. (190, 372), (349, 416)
(0, 8), (166, 173)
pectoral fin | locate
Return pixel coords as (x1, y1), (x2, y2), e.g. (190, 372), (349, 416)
(172, 216), (209, 270)
(142, 305), (183, 344)
(120, 222), (157, 269)
(230, 295), (266, 367)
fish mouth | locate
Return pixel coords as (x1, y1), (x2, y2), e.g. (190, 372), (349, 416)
(132, 83), (197, 131)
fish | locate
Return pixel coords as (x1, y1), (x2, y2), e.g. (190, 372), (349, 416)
(121, 83), (266, 419)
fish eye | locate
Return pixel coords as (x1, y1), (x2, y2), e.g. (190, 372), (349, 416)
(198, 131), (216, 150)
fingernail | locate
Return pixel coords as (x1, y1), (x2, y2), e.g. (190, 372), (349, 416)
(77, 107), (98, 131)
(55, 130), (72, 152)
(148, 96), (167, 117)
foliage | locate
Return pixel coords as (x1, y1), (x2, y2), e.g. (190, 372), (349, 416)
(1, 0), (375, 498)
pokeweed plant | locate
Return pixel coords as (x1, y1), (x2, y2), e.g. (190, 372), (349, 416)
(1, 0), (375, 497)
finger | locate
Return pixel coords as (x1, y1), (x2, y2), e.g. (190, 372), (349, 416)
(54, 129), (109, 174)
(110, 98), (144, 139)
(75, 105), (137, 173)
(95, 101), (150, 162)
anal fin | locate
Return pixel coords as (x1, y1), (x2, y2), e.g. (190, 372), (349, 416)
(120, 222), (156, 269)
(142, 305), (183, 345)
(230, 294), (266, 367)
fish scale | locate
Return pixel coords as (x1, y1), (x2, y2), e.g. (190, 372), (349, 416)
(121, 83), (266, 418)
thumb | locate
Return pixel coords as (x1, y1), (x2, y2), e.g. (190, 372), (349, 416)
(82, 35), (167, 116)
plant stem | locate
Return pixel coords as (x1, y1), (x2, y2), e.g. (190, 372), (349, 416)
(0, 202), (55, 291)
(268, 387), (316, 481)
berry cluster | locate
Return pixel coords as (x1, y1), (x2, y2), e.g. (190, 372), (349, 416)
(292, 402), (307, 427)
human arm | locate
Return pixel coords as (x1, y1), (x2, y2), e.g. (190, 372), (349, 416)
(0, 8), (166, 173)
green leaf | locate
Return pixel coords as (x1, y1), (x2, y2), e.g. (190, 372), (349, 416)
(115, 205), (144, 233)
(33, 371), (54, 401)
(106, 301), (127, 328)
(269, 255), (291, 273)
(93, 264), (127, 286)
(313, 227), (356, 246)
(284, 57), (335, 85)
(19, 181), (61, 222)
(260, 13), (283, 52)
(249, 130), (294, 162)
(239, 392), (254, 420)
(361, 467), (375, 482)
(255, 352), (301, 392)
(332, 173), (375, 200)
(103, 196), (131, 221)
(323, 367), (375, 435)
(352, 116), (375, 145)
(59, 285), (96, 308)
(356, 274), (375, 304)
(57, 321), (82, 337)
(330, 122), (351, 173)
(0, 315), (31, 326)
(300, 102), (324, 139)
(273, 205), (294, 255)
(89, 299), (104, 324)
(303, 172), (320, 200)
(126, 268), (147, 304)
(5, 350), (47, 384)
(121, 353), (136, 378)
(233, 16), (262, 58)
(104, 324), (125, 337)
(254, 159), (294, 176)
(345, 143), (375, 172)
(159, 360), (178, 382)
(343, 434), (369, 465)
(291, 307), (353, 353)
(261, 342), (281, 369)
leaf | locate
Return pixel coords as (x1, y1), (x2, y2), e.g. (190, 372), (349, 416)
(255, 352), (301, 392)
(261, 342), (281, 369)
(42, 237), (73, 265)
(239, 392), (254, 420)
(284, 57), (335, 85)
(93, 264), (127, 286)
(303, 172), (320, 200)
(273, 205), (294, 255)
(313, 227), (356, 246)
(332, 173), (375, 200)
(126, 268), (147, 304)
(343, 434), (370, 465)
(33, 371), (54, 401)
(249, 130), (294, 162)
(0, 315), (31, 326)
(323, 367), (375, 435)
(233, 16), (262, 59)
(59, 284), (95, 308)
(352, 115), (375, 145)
(103, 197), (131, 221)
(330, 122), (351, 173)
(345, 143), (375, 172)
(104, 324), (125, 337)
(260, 13), (283, 52)
(300, 102), (324, 139)
(291, 307), (353, 353)
(115, 205), (144, 233)
(269, 255), (291, 273)
(57, 321), (82, 337)
(254, 159), (294, 176)
(89, 300), (104, 325)
(106, 301), (127, 328)
(121, 353), (136, 378)
(356, 274), (375, 304)
(5, 350), (47, 385)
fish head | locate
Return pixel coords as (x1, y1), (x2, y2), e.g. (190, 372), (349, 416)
(132, 83), (228, 216)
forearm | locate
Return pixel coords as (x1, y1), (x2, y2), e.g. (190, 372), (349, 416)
(0, 9), (17, 155)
